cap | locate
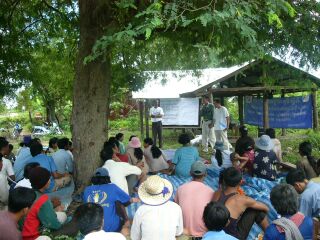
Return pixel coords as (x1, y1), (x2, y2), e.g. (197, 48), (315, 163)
(23, 135), (32, 145)
(94, 168), (109, 177)
(191, 161), (207, 176)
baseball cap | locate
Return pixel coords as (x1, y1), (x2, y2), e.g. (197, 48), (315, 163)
(191, 161), (207, 176)
(94, 168), (109, 177)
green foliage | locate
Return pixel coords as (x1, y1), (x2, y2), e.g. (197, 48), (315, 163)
(109, 114), (139, 132)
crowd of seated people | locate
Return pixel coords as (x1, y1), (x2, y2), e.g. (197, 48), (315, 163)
(1, 127), (320, 240)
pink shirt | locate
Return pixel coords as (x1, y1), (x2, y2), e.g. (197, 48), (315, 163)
(175, 181), (214, 237)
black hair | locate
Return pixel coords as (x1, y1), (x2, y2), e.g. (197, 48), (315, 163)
(178, 133), (191, 145)
(129, 135), (136, 141)
(76, 203), (103, 236)
(30, 142), (43, 157)
(57, 137), (69, 150)
(134, 148), (144, 161)
(100, 144), (114, 165)
(0, 153), (2, 162)
(8, 187), (36, 213)
(237, 139), (254, 155)
(286, 169), (306, 186)
(144, 138), (162, 158)
(270, 184), (299, 216)
(218, 169), (225, 186)
(213, 98), (221, 104)
(299, 141), (318, 176)
(239, 125), (248, 137)
(203, 95), (210, 100)
(91, 175), (111, 185)
(9, 144), (13, 151)
(0, 138), (9, 150)
(215, 149), (223, 167)
(49, 137), (59, 148)
(266, 128), (276, 139)
(223, 167), (242, 187)
(24, 162), (40, 179)
(108, 137), (120, 149)
(115, 133), (124, 141)
(203, 201), (230, 231)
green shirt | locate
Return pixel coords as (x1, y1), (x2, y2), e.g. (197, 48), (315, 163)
(200, 103), (214, 121)
(119, 142), (126, 155)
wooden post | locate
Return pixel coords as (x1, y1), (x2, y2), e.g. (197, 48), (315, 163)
(263, 93), (269, 130)
(139, 101), (144, 138)
(145, 99), (150, 138)
(281, 91), (286, 136)
(312, 89), (318, 131)
(238, 95), (244, 125)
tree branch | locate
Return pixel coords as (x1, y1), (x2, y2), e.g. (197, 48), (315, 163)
(41, 0), (70, 21)
(19, 18), (44, 34)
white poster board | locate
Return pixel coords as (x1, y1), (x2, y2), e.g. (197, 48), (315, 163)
(160, 98), (200, 126)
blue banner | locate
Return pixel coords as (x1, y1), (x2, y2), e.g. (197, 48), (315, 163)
(244, 95), (313, 129)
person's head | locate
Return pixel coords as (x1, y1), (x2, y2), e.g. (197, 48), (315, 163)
(178, 133), (191, 145)
(152, 99), (160, 107)
(239, 125), (248, 137)
(23, 162), (40, 179)
(129, 135), (136, 142)
(203, 95), (210, 105)
(286, 169), (308, 194)
(144, 137), (162, 158)
(115, 133), (124, 142)
(108, 137), (120, 153)
(57, 137), (69, 150)
(134, 148), (144, 161)
(33, 138), (41, 143)
(100, 144), (114, 164)
(0, 138), (10, 155)
(23, 135), (32, 147)
(213, 98), (221, 108)
(203, 201), (230, 231)
(49, 137), (59, 149)
(143, 137), (153, 148)
(255, 135), (274, 151)
(29, 167), (51, 191)
(299, 141), (312, 157)
(270, 184), (299, 216)
(68, 140), (73, 150)
(265, 128), (276, 139)
(8, 144), (13, 153)
(190, 161), (207, 180)
(8, 187), (36, 219)
(91, 168), (110, 185)
(223, 167), (242, 188)
(76, 203), (104, 236)
(30, 142), (44, 157)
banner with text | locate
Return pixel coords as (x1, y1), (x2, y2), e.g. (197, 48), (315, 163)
(244, 95), (313, 129)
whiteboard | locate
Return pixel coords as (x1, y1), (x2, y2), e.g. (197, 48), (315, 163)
(160, 98), (200, 126)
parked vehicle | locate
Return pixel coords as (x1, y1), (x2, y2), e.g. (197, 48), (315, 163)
(32, 122), (63, 136)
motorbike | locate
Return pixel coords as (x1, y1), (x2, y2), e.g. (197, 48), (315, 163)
(12, 123), (23, 139)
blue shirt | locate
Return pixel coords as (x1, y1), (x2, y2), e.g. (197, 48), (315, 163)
(172, 146), (200, 177)
(300, 181), (320, 217)
(202, 230), (238, 240)
(27, 154), (58, 192)
(13, 147), (32, 181)
(253, 149), (278, 181)
(52, 149), (74, 174)
(264, 215), (313, 240)
(83, 183), (130, 232)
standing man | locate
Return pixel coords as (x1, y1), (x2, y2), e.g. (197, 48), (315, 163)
(200, 96), (215, 152)
(213, 99), (231, 150)
(150, 99), (164, 148)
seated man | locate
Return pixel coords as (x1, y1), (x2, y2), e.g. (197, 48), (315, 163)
(212, 167), (269, 240)
(27, 142), (71, 192)
(175, 161), (214, 238)
(76, 203), (126, 240)
(202, 201), (237, 240)
(131, 175), (183, 240)
(15, 162), (40, 189)
(286, 168), (320, 217)
(52, 137), (74, 174)
(0, 187), (36, 240)
(264, 184), (313, 240)
(22, 167), (67, 239)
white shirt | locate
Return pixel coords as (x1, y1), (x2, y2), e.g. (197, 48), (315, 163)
(214, 106), (229, 130)
(131, 201), (183, 240)
(0, 158), (14, 177)
(15, 178), (32, 189)
(83, 230), (126, 240)
(103, 159), (142, 194)
(210, 150), (232, 170)
(150, 107), (164, 122)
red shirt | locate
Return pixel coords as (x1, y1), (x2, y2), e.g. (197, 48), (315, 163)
(116, 153), (129, 163)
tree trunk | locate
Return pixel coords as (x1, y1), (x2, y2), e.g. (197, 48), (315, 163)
(46, 100), (58, 124)
(72, 1), (111, 186)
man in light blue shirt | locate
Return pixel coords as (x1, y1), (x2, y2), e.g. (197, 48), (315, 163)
(13, 136), (33, 181)
(286, 169), (320, 217)
(52, 138), (73, 174)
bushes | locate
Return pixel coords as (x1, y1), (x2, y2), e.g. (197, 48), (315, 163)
(109, 114), (139, 131)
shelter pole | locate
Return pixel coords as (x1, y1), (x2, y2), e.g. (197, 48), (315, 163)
(145, 99), (150, 138)
(312, 89), (318, 131)
(238, 95), (244, 125)
(281, 92), (286, 136)
(263, 94), (269, 130)
(139, 100), (144, 138)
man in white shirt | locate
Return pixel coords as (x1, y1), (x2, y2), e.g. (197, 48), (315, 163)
(150, 99), (164, 148)
(213, 99), (231, 150)
(131, 175), (183, 240)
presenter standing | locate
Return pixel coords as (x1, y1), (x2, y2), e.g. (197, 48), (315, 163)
(150, 100), (164, 148)
(213, 98), (231, 150)
(200, 96), (216, 152)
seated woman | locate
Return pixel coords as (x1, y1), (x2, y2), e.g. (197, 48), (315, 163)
(108, 137), (129, 163)
(235, 125), (255, 156)
(143, 138), (169, 174)
(296, 141), (319, 180)
(253, 135), (278, 181)
(233, 139), (254, 176)
(126, 137), (149, 175)
(116, 133), (126, 155)
(171, 133), (200, 178)
(211, 141), (232, 170)
(266, 128), (282, 162)
(264, 184), (313, 240)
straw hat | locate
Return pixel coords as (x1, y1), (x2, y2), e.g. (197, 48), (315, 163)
(255, 135), (274, 151)
(138, 175), (173, 206)
(128, 137), (142, 148)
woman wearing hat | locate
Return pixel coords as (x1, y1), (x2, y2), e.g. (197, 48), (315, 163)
(253, 135), (279, 181)
(131, 175), (183, 240)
